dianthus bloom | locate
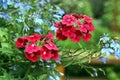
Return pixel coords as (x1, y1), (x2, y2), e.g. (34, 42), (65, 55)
(15, 36), (28, 48)
(15, 33), (59, 62)
(54, 13), (94, 42)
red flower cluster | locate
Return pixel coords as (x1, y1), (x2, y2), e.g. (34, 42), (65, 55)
(15, 33), (59, 62)
(54, 14), (95, 42)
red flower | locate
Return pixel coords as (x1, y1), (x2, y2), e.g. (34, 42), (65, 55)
(40, 46), (52, 60)
(85, 23), (94, 32)
(78, 24), (88, 33)
(27, 34), (41, 43)
(72, 14), (81, 19)
(62, 14), (76, 26)
(51, 50), (59, 60)
(54, 22), (61, 28)
(25, 44), (40, 54)
(83, 15), (93, 23)
(25, 51), (40, 62)
(45, 32), (54, 42)
(56, 29), (67, 41)
(62, 26), (73, 36)
(82, 33), (92, 42)
(44, 41), (58, 51)
(69, 30), (81, 42)
(15, 37), (28, 48)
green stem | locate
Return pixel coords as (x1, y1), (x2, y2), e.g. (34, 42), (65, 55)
(0, 62), (11, 66)
(22, 65), (31, 80)
(9, 9), (20, 15)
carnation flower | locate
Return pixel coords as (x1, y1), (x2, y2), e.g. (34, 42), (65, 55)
(15, 37), (28, 48)
(25, 51), (40, 62)
(56, 29), (67, 40)
(27, 34), (41, 43)
(54, 13), (94, 43)
(44, 41), (58, 51)
(62, 14), (76, 26)
(40, 46), (52, 60)
(25, 44), (40, 54)
(82, 33), (92, 42)
(69, 30), (81, 42)
(51, 50), (59, 60)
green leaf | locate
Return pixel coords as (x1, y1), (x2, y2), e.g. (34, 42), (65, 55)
(37, 74), (48, 80)
(1, 43), (10, 48)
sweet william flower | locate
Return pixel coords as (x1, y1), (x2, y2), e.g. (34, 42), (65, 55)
(62, 14), (76, 26)
(83, 15), (93, 23)
(40, 46), (52, 60)
(56, 29), (67, 41)
(54, 22), (61, 28)
(25, 51), (40, 62)
(25, 44), (40, 54)
(82, 33), (92, 42)
(27, 34), (41, 43)
(45, 32), (54, 42)
(54, 13), (94, 43)
(51, 50), (59, 60)
(78, 24), (88, 33)
(69, 30), (81, 42)
(15, 37), (28, 48)
(44, 41), (58, 51)
(86, 23), (95, 32)
(62, 26), (73, 37)
(72, 14), (81, 19)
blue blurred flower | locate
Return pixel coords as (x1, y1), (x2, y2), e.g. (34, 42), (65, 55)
(0, 0), (13, 9)
(15, 16), (24, 22)
(92, 68), (98, 77)
(53, 14), (62, 21)
(14, 0), (21, 8)
(34, 27), (42, 34)
(0, 12), (11, 20)
(100, 33), (110, 43)
(33, 12), (43, 25)
(48, 72), (60, 80)
(55, 5), (65, 16)
(23, 23), (30, 32)
(50, 23), (57, 32)
(34, 18), (43, 25)
(36, 0), (46, 7)
(53, 5), (65, 21)
(0, 12), (5, 18)
(114, 48), (120, 59)
(99, 57), (108, 64)
(110, 39), (120, 50)
(9, 66), (17, 70)
(46, 64), (54, 70)
(55, 57), (61, 64)
(101, 44), (114, 56)
(46, 0), (50, 3)
(14, 2), (33, 15)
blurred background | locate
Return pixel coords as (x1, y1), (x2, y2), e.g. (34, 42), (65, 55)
(53, 0), (120, 80)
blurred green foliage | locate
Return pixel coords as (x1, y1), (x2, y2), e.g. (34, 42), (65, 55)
(58, 0), (93, 17)
(102, 0), (120, 28)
